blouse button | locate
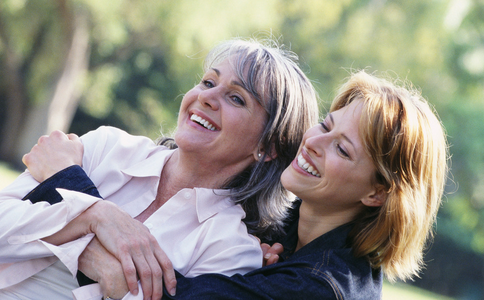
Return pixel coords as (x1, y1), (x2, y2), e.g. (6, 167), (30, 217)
(184, 191), (191, 199)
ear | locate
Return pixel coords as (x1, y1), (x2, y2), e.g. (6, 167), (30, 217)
(253, 143), (278, 162)
(361, 184), (387, 207)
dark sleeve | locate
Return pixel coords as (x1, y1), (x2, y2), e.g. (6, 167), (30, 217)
(23, 165), (102, 204)
(23, 165), (101, 286)
(163, 264), (335, 300)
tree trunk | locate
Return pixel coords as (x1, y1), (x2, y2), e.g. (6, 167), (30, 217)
(15, 10), (90, 165)
(0, 10), (29, 164)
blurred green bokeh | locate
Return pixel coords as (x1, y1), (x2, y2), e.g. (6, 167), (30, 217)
(1, 0), (483, 298)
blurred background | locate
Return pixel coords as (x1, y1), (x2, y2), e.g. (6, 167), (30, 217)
(0, 0), (483, 299)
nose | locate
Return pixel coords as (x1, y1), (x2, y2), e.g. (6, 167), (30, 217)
(304, 128), (328, 157)
(198, 88), (220, 111)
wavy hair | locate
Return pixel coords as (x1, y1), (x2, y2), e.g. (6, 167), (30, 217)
(330, 71), (448, 282)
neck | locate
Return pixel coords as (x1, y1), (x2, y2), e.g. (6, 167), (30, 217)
(136, 149), (233, 222)
(167, 147), (255, 189)
(296, 201), (359, 252)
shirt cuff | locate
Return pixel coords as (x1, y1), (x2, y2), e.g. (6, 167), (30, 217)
(23, 165), (102, 204)
(72, 283), (103, 300)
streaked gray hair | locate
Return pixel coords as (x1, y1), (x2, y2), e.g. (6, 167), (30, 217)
(206, 38), (319, 239)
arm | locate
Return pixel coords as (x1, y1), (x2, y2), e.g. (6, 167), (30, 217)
(162, 262), (335, 300)
(23, 130), (176, 299)
(0, 170), (100, 264)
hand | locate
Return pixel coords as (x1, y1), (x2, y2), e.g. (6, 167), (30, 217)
(79, 237), (129, 300)
(22, 130), (83, 182)
(86, 201), (177, 299)
(258, 238), (283, 266)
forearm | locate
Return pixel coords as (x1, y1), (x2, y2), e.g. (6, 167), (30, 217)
(0, 168), (100, 263)
(24, 165), (102, 203)
(24, 166), (104, 246)
(163, 264), (332, 300)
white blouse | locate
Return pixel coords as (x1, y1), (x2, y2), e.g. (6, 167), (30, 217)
(0, 126), (262, 299)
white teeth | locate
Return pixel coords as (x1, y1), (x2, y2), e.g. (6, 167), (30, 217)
(297, 154), (321, 177)
(190, 114), (216, 131)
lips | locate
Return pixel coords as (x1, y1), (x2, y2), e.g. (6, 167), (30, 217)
(190, 113), (217, 131)
(297, 153), (321, 177)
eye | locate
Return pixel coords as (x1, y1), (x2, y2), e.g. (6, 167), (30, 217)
(320, 121), (329, 132)
(337, 143), (350, 158)
(230, 95), (246, 106)
(202, 80), (214, 88)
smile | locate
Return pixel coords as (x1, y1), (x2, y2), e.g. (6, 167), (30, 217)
(297, 154), (321, 177)
(190, 114), (217, 131)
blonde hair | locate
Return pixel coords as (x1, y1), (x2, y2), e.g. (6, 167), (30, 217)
(330, 71), (448, 282)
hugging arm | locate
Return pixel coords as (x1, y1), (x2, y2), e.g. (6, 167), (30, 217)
(162, 263), (333, 300)
(23, 131), (176, 300)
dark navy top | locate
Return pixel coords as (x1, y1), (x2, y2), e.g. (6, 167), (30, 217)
(25, 166), (382, 299)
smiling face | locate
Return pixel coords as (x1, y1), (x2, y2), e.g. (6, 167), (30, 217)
(175, 58), (268, 176)
(281, 100), (385, 215)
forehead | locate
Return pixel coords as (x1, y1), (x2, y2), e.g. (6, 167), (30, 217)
(331, 100), (364, 123)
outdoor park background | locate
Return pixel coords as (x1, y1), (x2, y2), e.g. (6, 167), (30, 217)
(0, 0), (483, 299)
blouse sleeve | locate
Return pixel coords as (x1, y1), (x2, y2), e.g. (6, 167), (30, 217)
(0, 171), (100, 264)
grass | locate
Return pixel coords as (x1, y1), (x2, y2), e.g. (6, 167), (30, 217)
(383, 282), (453, 300)
(0, 161), (21, 189)
(0, 162), (452, 299)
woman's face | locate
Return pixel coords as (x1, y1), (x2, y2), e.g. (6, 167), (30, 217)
(281, 100), (381, 213)
(175, 59), (268, 172)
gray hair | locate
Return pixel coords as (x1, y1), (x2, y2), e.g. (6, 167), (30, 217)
(160, 38), (319, 239)
(206, 38), (319, 239)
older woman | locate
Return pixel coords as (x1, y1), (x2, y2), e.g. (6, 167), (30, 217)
(0, 38), (318, 300)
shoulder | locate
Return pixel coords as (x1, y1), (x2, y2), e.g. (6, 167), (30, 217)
(80, 126), (164, 168)
(81, 126), (156, 149)
(322, 249), (382, 300)
(278, 223), (382, 299)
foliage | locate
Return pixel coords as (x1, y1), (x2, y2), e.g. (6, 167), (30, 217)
(1, 0), (484, 298)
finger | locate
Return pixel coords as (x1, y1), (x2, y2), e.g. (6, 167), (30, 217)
(145, 253), (164, 300)
(268, 243), (284, 255)
(155, 247), (176, 297)
(260, 243), (271, 257)
(119, 255), (140, 296)
(67, 133), (80, 141)
(266, 254), (280, 266)
(50, 130), (68, 140)
(269, 243), (283, 255)
(132, 250), (154, 299)
(22, 153), (29, 166)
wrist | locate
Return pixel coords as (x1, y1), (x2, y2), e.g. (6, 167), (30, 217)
(83, 201), (107, 235)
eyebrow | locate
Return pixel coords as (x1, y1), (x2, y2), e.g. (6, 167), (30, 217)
(328, 113), (356, 150)
(211, 67), (221, 76)
(211, 67), (251, 95)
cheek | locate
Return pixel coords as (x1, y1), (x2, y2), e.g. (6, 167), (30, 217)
(281, 167), (296, 188)
(232, 112), (266, 142)
(180, 89), (198, 109)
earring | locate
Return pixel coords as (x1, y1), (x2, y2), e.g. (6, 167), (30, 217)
(258, 153), (262, 158)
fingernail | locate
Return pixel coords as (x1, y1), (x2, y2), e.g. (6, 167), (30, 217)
(264, 253), (272, 259)
(170, 288), (176, 296)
